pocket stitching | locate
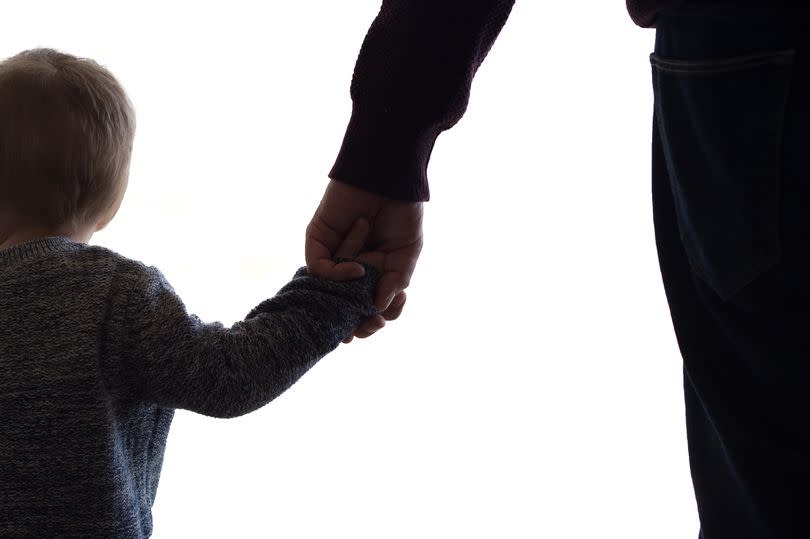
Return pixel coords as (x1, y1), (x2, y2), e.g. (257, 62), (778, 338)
(650, 49), (795, 74)
(651, 50), (794, 300)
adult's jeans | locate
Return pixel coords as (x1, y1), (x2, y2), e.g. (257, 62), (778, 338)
(651, 4), (810, 538)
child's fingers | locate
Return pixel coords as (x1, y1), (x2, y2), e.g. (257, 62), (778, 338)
(335, 218), (369, 260)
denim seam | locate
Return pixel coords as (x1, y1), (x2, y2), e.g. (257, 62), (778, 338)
(650, 50), (795, 74)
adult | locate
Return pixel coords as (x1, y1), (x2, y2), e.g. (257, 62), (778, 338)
(306, 1), (810, 537)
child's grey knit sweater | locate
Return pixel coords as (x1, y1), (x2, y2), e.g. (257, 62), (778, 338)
(0, 236), (381, 538)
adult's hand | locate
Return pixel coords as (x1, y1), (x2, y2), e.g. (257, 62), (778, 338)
(305, 179), (424, 343)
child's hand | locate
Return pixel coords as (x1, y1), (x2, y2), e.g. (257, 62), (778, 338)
(335, 217), (385, 274)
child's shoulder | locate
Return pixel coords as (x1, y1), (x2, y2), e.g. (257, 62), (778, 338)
(73, 242), (144, 273)
(74, 242), (166, 290)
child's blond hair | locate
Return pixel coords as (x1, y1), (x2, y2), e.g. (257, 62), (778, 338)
(0, 48), (135, 232)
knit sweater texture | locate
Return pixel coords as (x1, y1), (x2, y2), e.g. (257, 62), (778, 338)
(329, 0), (809, 203)
(0, 237), (380, 538)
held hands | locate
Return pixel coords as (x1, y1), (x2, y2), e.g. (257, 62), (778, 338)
(305, 179), (424, 344)
(331, 217), (405, 344)
(334, 217), (386, 274)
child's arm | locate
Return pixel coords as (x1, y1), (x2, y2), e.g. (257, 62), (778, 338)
(118, 223), (383, 418)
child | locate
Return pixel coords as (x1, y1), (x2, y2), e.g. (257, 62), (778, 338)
(0, 48), (384, 538)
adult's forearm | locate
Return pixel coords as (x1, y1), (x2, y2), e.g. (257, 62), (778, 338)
(330, 0), (516, 202)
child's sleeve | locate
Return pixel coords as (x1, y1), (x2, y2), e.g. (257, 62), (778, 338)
(119, 260), (381, 418)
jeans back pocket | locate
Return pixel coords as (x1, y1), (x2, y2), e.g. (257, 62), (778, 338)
(650, 50), (795, 301)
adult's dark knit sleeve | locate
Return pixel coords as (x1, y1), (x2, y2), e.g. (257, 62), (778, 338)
(626, 0), (684, 28)
(329, 0), (515, 202)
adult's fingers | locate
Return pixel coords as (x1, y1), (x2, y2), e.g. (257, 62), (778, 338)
(306, 220), (364, 281)
(342, 314), (385, 343)
(381, 291), (406, 321)
(341, 292), (406, 344)
(307, 256), (365, 281)
(354, 316), (386, 339)
(374, 270), (409, 311)
(305, 180), (384, 275)
(335, 218), (369, 260)
(357, 292), (406, 336)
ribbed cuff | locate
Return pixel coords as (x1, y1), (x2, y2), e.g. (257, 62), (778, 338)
(329, 103), (438, 203)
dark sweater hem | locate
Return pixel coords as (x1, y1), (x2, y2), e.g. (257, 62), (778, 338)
(329, 103), (437, 203)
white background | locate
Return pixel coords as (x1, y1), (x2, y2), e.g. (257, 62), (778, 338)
(2, 1), (699, 537)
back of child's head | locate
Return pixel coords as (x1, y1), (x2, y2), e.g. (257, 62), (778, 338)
(0, 48), (135, 233)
